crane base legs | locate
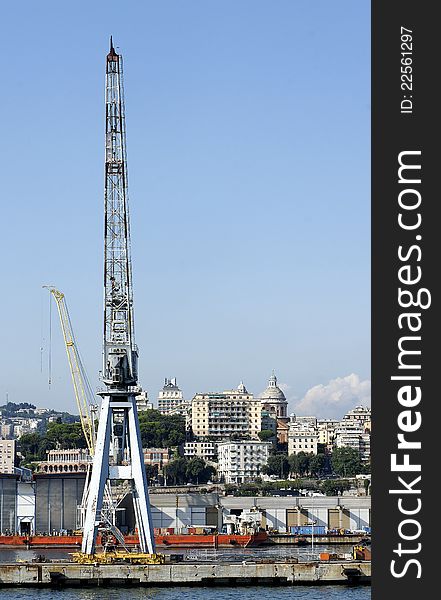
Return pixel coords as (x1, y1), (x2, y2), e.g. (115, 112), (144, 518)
(81, 393), (155, 555)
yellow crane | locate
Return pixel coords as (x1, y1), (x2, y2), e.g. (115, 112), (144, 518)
(44, 286), (95, 455)
(44, 286), (119, 535)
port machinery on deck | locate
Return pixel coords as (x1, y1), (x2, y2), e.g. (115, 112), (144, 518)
(70, 550), (166, 565)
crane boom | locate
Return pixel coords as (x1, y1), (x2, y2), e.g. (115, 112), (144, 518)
(103, 38), (137, 388)
(45, 286), (95, 455)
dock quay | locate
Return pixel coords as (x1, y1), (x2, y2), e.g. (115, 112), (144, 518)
(0, 560), (371, 587)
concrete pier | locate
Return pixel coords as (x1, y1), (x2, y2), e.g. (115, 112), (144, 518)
(0, 560), (370, 587)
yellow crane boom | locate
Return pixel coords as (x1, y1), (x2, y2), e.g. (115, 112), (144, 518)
(44, 286), (95, 455)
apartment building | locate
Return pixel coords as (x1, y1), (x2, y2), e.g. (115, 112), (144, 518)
(342, 406), (371, 429)
(191, 383), (261, 440)
(317, 419), (340, 449)
(334, 424), (371, 462)
(183, 441), (217, 462)
(217, 441), (271, 484)
(157, 378), (187, 415)
(0, 439), (16, 474)
(287, 425), (319, 455)
(135, 390), (154, 412)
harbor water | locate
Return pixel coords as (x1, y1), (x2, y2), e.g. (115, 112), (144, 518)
(0, 588), (371, 600)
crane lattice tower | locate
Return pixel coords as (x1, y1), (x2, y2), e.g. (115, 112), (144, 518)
(81, 38), (155, 555)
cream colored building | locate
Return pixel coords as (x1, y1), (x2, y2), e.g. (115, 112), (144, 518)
(295, 416), (317, 428)
(343, 406), (371, 428)
(36, 448), (91, 474)
(287, 426), (319, 455)
(191, 382), (261, 440)
(157, 378), (187, 414)
(183, 441), (217, 462)
(135, 389), (154, 412)
(0, 439), (16, 474)
(334, 423), (371, 462)
(0, 423), (13, 439)
(317, 419), (340, 449)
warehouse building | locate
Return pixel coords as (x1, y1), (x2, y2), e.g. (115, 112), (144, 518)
(0, 473), (35, 535)
(1, 475), (370, 535)
(220, 495), (371, 533)
(34, 473), (86, 533)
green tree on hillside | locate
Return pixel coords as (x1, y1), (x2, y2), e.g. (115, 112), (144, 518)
(331, 447), (363, 477)
(164, 457), (188, 484)
(262, 453), (290, 478)
(185, 457), (216, 484)
(321, 479), (351, 496)
(309, 454), (326, 477)
(19, 422), (87, 467)
(164, 457), (215, 485)
(258, 429), (275, 441)
(45, 421), (87, 449)
(288, 452), (311, 477)
(138, 410), (186, 448)
(18, 433), (45, 463)
(145, 464), (159, 484)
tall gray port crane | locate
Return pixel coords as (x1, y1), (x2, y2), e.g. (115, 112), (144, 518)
(80, 38), (155, 557)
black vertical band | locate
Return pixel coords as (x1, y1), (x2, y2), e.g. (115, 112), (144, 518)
(372, 2), (439, 596)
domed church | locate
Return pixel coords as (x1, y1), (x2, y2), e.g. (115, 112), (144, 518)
(260, 372), (288, 418)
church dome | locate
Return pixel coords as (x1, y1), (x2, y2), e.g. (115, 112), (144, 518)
(237, 381), (248, 394)
(260, 373), (286, 403)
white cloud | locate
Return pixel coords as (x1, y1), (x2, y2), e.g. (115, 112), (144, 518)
(278, 382), (292, 394)
(294, 374), (371, 419)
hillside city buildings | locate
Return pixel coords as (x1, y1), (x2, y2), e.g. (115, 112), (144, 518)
(0, 374), (371, 483)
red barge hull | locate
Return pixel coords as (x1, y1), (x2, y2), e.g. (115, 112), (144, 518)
(0, 531), (269, 549)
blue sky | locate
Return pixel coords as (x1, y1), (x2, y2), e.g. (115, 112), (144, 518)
(0, 1), (370, 418)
